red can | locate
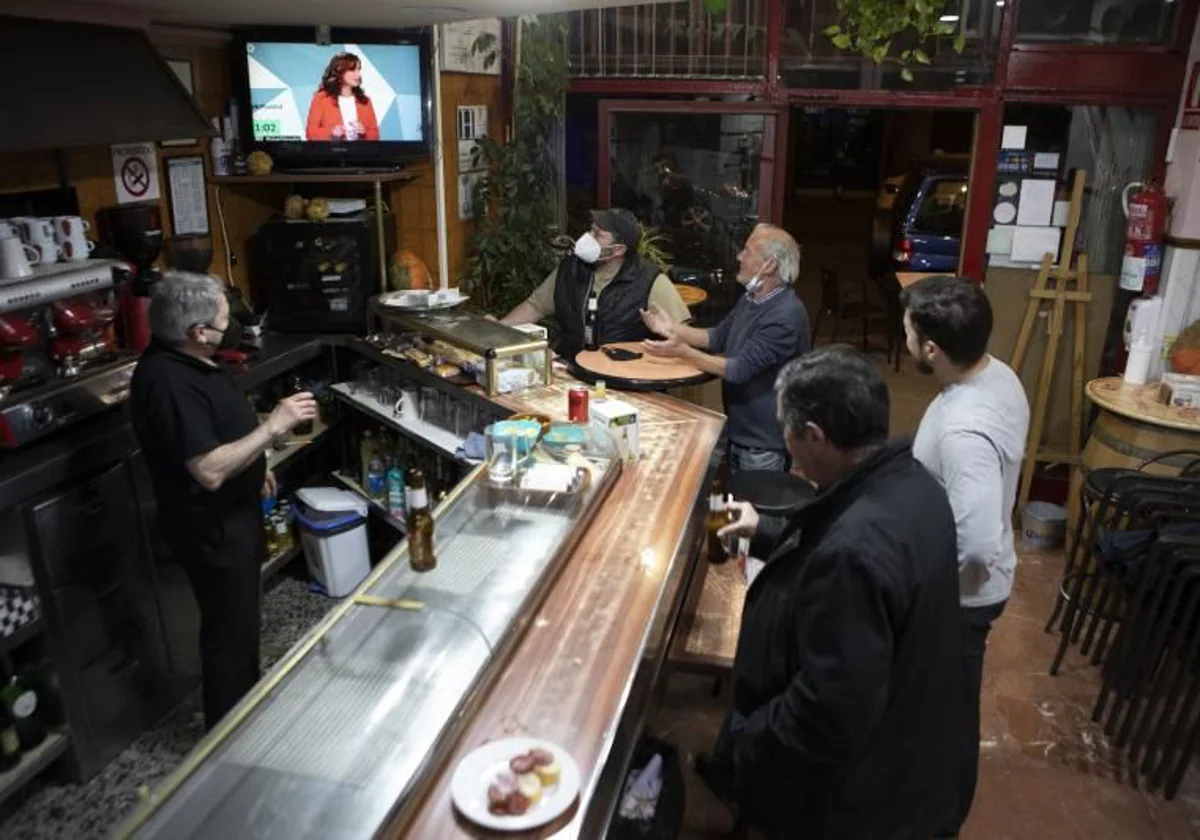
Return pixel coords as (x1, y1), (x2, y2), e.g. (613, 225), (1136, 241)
(568, 386), (589, 423)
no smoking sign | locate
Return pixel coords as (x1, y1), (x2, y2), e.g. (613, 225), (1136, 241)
(111, 142), (160, 204)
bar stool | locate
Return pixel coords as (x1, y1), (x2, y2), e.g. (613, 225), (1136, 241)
(727, 470), (815, 517)
(1051, 453), (1200, 676)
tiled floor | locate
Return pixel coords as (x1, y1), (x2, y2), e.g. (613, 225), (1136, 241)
(0, 576), (336, 839)
(650, 355), (1200, 840)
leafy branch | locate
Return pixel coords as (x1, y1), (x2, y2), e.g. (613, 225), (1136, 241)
(824, 0), (967, 83)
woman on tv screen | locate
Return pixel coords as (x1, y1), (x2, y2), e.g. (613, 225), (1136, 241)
(305, 52), (380, 141)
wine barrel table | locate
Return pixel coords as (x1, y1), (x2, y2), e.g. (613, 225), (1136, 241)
(1068, 378), (1200, 549)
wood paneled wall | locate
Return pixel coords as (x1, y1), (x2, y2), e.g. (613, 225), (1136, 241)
(0, 36), (503, 299)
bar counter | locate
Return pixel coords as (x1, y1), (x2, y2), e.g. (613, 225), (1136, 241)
(118, 366), (724, 838)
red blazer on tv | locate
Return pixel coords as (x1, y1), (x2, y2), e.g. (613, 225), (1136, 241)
(305, 91), (380, 141)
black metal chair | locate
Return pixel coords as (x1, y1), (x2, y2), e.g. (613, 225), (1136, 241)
(811, 265), (891, 358)
(1045, 450), (1200, 676)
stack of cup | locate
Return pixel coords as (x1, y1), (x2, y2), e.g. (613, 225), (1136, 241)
(12, 217), (58, 265)
(0, 220), (40, 280)
(53, 216), (94, 263)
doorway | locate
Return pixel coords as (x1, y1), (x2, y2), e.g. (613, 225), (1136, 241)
(782, 106), (976, 349)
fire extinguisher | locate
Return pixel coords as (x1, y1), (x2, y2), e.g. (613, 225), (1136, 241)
(1121, 180), (1168, 295)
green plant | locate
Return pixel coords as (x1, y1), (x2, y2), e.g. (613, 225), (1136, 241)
(461, 16), (569, 315)
(824, 0), (966, 83)
(638, 226), (672, 274)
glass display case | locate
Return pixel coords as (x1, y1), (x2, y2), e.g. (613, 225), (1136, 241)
(369, 303), (553, 396)
(118, 442), (621, 839)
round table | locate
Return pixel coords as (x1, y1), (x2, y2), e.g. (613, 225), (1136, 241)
(1069, 377), (1200, 544)
(571, 341), (713, 391)
(673, 283), (708, 307)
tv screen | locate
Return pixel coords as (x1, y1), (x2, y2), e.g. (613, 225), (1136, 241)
(234, 28), (431, 167)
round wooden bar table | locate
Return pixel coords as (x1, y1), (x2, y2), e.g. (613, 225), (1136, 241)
(571, 341), (713, 391)
(1069, 377), (1200, 546)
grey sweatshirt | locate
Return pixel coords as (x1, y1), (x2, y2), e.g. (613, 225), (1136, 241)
(912, 356), (1030, 608)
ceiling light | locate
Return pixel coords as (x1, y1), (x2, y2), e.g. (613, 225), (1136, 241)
(940, 14), (961, 22)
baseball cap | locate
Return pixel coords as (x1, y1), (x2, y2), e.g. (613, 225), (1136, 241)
(591, 208), (642, 250)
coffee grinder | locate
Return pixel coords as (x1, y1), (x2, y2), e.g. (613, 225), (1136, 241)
(97, 203), (163, 353)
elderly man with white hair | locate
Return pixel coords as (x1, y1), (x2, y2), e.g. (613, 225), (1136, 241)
(130, 271), (317, 730)
(641, 223), (810, 472)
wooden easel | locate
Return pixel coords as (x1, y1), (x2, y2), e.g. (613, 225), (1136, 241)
(1011, 169), (1092, 509)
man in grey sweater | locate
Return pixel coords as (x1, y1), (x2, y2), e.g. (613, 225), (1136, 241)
(640, 223), (810, 472)
(902, 276), (1030, 838)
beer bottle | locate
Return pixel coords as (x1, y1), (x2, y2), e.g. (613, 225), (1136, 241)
(289, 375), (313, 436)
(706, 491), (729, 564)
(0, 703), (19, 770)
(407, 469), (437, 572)
(1, 670), (46, 751)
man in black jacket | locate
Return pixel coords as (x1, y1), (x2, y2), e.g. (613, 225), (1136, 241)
(713, 345), (964, 839)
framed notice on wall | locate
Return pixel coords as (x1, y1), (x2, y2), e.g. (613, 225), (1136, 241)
(440, 19), (501, 75)
(165, 156), (210, 236)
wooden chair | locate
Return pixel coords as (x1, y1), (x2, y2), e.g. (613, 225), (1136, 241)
(812, 265), (892, 358)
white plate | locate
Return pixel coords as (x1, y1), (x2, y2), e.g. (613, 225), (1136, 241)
(450, 737), (581, 832)
(379, 290), (469, 311)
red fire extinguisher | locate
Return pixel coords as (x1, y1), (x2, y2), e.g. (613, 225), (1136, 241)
(1121, 180), (1168, 295)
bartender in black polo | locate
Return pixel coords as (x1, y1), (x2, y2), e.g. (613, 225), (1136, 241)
(130, 271), (317, 730)
(499, 208), (691, 359)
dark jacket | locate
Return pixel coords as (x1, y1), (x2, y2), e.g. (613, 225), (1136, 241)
(552, 252), (656, 359)
(727, 439), (963, 840)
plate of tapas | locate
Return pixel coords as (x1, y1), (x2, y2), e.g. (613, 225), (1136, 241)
(450, 737), (580, 831)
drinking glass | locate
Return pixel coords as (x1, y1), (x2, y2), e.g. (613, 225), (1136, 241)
(485, 427), (517, 484)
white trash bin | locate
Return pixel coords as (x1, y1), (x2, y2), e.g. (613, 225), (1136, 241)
(294, 487), (370, 597)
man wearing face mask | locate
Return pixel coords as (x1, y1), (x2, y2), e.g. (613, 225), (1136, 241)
(641, 223), (809, 472)
(130, 272), (318, 730)
(499, 208), (691, 360)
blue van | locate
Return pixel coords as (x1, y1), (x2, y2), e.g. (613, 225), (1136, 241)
(889, 158), (969, 273)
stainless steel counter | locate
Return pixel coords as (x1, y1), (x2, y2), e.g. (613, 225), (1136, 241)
(119, 454), (621, 839)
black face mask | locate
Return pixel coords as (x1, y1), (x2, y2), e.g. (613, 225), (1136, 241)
(217, 322), (243, 350)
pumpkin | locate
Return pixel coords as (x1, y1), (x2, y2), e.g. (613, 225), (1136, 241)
(1171, 319), (1200, 373)
(283, 194), (306, 220)
(247, 150), (273, 176)
(390, 249), (432, 291)
(305, 197), (330, 222)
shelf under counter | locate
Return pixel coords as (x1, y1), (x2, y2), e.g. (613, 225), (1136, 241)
(0, 731), (69, 808)
(329, 383), (475, 465)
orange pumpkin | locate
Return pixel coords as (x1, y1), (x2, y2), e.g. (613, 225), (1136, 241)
(390, 250), (432, 291)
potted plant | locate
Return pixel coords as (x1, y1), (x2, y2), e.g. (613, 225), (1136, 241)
(461, 16), (569, 316)
(824, 0), (967, 82)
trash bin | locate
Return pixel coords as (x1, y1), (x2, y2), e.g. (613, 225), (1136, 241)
(607, 735), (685, 840)
(294, 487), (370, 597)
(1021, 501), (1067, 552)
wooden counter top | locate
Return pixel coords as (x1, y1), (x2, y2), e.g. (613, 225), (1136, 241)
(390, 378), (725, 838)
(1087, 377), (1200, 433)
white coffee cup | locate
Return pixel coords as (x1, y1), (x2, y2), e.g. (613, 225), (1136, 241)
(0, 236), (41, 279)
(14, 217), (58, 263)
(53, 215), (90, 242)
(60, 236), (95, 262)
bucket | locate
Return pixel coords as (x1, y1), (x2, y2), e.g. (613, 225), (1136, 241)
(1021, 501), (1067, 552)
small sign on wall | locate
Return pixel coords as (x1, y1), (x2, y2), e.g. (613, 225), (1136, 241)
(457, 105), (488, 173)
(111, 142), (161, 204)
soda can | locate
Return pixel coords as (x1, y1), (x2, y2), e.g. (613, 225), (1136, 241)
(568, 386), (589, 423)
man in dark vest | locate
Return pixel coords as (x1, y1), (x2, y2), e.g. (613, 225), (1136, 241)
(500, 208), (690, 360)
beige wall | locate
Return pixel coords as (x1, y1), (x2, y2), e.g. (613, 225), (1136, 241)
(985, 266), (1117, 449)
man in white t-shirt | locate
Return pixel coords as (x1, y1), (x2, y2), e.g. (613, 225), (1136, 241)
(903, 275), (1030, 838)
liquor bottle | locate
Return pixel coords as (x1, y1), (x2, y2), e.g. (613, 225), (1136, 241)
(359, 430), (377, 488)
(0, 703), (18, 771)
(0, 670), (46, 751)
(407, 469), (437, 572)
(705, 492), (730, 564)
(366, 455), (387, 502)
(386, 459), (406, 520)
(289, 375), (313, 436)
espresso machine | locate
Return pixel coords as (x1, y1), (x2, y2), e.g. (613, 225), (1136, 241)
(0, 259), (135, 448)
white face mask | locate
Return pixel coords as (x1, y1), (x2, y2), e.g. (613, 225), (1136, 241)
(745, 275), (763, 295)
(574, 232), (603, 264)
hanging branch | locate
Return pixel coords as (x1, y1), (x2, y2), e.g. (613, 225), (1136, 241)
(824, 0), (967, 82)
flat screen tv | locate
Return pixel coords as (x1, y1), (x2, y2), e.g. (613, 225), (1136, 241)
(232, 27), (432, 170)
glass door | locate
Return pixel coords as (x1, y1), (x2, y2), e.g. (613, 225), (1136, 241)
(598, 101), (779, 284)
